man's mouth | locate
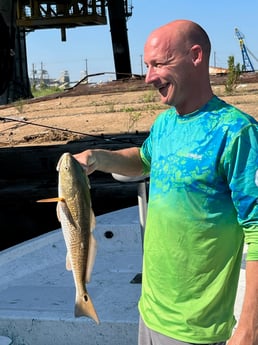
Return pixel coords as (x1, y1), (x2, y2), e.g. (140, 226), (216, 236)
(158, 83), (170, 96)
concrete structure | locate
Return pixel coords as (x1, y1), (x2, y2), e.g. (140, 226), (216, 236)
(0, 206), (246, 345)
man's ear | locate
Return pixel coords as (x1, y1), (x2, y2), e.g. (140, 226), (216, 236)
(191, 45), (202, 66)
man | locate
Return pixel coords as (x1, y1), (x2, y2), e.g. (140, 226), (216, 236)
(74, 20), (258, 345)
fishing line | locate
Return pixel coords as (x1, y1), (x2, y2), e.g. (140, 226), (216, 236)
(0, 116), (142, 144)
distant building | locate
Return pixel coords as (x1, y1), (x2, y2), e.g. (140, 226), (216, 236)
(209, 66), (228, 76)
(30, 70), (70, 89)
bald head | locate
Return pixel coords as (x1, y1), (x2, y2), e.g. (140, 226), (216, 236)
(147, 19), (211, 64)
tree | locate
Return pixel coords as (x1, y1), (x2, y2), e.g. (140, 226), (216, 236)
(225, 56), (241, 94)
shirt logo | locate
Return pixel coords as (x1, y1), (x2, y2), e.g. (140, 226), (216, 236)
(187, 153), (203, 160)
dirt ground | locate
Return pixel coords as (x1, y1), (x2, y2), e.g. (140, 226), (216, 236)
(0, 77), (258, 148)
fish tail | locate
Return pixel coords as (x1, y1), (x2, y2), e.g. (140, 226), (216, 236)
(75, 292), (100, 324)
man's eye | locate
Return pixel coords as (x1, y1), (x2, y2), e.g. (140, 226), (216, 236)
(146, 63), (164, 69)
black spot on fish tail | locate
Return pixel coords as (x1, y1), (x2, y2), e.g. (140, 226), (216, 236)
(75, 292), (100, 324)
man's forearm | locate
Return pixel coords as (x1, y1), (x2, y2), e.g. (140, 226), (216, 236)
(94, 147), (143, 175)
(74, 147), (144, 176)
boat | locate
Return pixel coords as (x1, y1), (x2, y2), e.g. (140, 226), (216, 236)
(0, 177), (247, 344)
(0, 206), (143, 345)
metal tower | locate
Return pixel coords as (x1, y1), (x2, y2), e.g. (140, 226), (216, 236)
(0, 0), (133, 105)
(235, 28), (255, 72)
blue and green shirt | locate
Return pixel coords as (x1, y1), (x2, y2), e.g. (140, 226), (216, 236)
(139, 95), (258, 343)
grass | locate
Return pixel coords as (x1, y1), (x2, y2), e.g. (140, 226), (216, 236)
(31, 86), (63, 98)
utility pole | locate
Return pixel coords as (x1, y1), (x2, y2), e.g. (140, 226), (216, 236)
(85, 58), (88, 75)
(40, 62), (44, 85)
(140, 54), (143, 76)
(32, 63), (37, 87)
(85, 58), (88, 83)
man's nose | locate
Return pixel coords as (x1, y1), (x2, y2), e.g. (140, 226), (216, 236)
(145, 66), (156, 84)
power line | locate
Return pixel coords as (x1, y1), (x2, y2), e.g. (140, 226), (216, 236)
(0, 116), (143, 144)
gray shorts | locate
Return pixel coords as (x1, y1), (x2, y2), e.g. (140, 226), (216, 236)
(138, 316), (226, 345)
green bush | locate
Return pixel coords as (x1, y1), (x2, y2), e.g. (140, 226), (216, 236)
(225, 56), (241, 94)
(31, 86), (63, 98)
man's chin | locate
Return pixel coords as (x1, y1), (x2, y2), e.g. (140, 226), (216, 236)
(159, 91), (172, 105)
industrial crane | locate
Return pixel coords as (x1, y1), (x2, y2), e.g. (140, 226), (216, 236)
(235, 28), (255, 72)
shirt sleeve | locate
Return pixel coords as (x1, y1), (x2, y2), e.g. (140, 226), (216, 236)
(140, 128), (153, 175)
(224, 124), (258, 260)
(244, 225), (258, 260)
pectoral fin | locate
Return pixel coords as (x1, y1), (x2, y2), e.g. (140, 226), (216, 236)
(37, 197), (65, 203)
(37, 197), (66, 224)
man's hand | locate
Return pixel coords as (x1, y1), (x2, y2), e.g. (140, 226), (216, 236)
(227, 260), (258, 345)
(227, 327), (257, 345)
(73, 150), (97, 175)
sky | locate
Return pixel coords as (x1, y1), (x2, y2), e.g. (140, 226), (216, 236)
(25, 0), (258, 83)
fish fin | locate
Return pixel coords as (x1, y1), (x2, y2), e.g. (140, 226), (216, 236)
(85, 173), (91, 189)
(37, 197), (65, 203)
(58, 199), (77, 229)
(66, 252), (72, 271)
(75, 292), (100, 324)
(86, 234), (97, 283)
(56, 203), (61, 222)
(90, 208), (96, 232)
(57, 202), (77, 271)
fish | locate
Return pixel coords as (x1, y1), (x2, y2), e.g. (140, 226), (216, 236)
(38, 152), (99, 324)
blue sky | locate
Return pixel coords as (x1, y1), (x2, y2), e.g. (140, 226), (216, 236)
(26, 0), (258, 83)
